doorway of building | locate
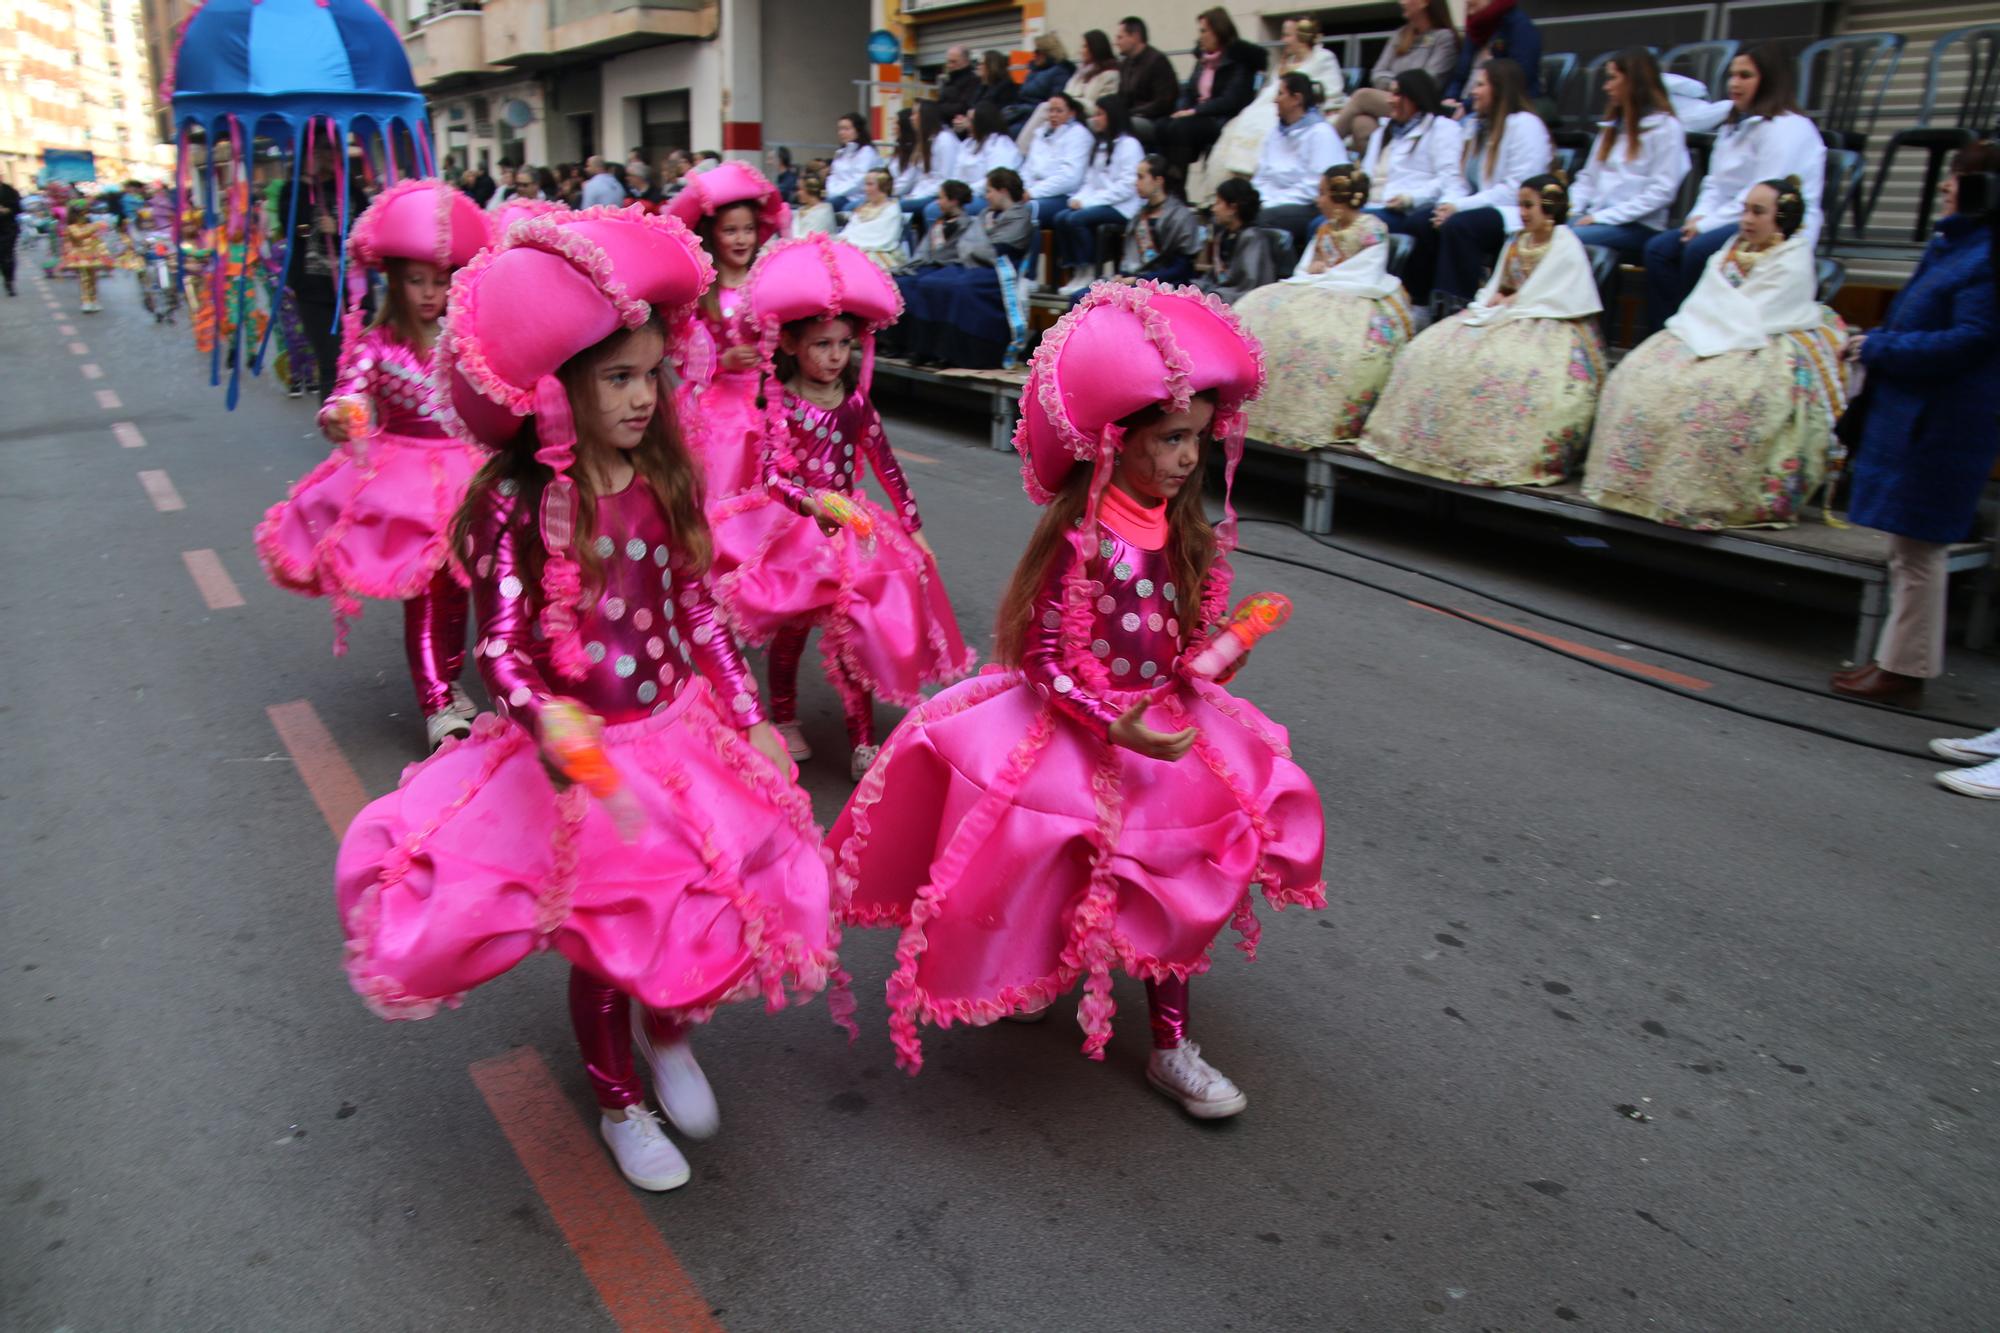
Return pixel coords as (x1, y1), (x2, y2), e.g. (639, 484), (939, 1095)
(639, 91), (691, 172)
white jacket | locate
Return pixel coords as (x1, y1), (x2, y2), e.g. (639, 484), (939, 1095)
(1252, 114), (1341, 209)
(1442, 110), (1555, 231)
(1074, 135), (1145, 217)
(1020, 120), (1094, 200)
(1688, 111), (1826, 249)
(826, 141), (882, 199)
(1570, 113), (1691, 230)
(958, 132), (1023, 186)
(1362, 114), (1464, 212)
(906, 131), (963, 200)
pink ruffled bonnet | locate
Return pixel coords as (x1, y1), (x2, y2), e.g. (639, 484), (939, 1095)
(439, 205), (715, 677)
(739, 235), (902, 459)
(487, 195), (566, 246)
(665, 160), (790, 247)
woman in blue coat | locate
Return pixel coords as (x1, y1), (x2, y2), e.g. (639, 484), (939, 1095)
(1833, 142), (2000, 706)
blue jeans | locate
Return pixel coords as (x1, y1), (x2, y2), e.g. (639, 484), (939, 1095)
(1569, 221), (1658, 262)
(1642, 223), (1735, 336)
(827, 191), (856, 213)
(1031, 195), (1071, 227)
(1367, 205), (1438, 301)
(1051, 204), (1125, 271)
(922, 194), (988, 229)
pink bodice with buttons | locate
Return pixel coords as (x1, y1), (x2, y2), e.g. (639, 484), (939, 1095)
(316, 325), (464, 442)
(764, 386), (921, 531)
(466, 480), (766, 739)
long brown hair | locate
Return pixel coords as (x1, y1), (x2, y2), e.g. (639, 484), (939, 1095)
(1466, 57), (1533, 179)
(451, 316), (711, 611)
(994, 395), (1218, 667)
(1597, 47), (1674, 162)
(695, 200), (759, 320)
(1734, 44), (1802, 123)
(372, 258), (442, 349)
(1395, 0), (1455, 55)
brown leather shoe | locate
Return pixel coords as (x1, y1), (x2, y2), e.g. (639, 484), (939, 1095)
(1829, 664), (1927, 707)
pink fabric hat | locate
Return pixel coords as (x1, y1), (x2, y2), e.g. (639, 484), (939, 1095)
(665, 160), (790, 247)
(488, 195), (566, 245)
(349, 178), (490, 274)
(440, 204), (715, 678)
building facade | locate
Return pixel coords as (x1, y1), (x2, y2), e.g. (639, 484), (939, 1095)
(2, 0), (175, 188)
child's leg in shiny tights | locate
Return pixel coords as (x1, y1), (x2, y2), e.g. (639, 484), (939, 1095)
(403, 568), (469, 715)
(767, 622), (811, 724)
(826, 656), (875, 748)
(568, 967), (643, 1111)
(1145, 975), (1191, 1049)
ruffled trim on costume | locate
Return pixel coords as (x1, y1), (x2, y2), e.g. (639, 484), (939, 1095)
(348, 179), (481, 274)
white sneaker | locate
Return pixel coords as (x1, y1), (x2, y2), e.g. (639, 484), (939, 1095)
(424, 708), (472, 751)
(1936, 755), (2000, 800)
(631, 1008), (719, 1140)
(598, 1106), (691, 1191)
(447, 683), (479, 721)
(775, 720), (812, 762)
(849, 743), (881, 782)
(1147, 1041), (1249, 1119)
(1929, 726), (2000, 765)
(1056, 275), (1095, 297)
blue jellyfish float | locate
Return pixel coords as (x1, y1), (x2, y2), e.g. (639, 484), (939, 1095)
(166, 0), (436, 405)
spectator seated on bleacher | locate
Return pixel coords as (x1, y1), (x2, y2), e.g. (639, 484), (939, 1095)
(824, 113), (882, 213)
(1237, 165), (1417, 450)
(1090, 154), (1201, 296)
(1250, 72), (1344, 254)
(1641, 45), (1824, 338)
(1020, 94), (1095, 227)
(900, 102), (964, 237)
(1336, 1), (1460, 153)
(1430, 58), (1554, 305)
(840, 169), (908, 272)
(1050, 95), (1145, 295)
(1211, 17), (1349, 181)
(790, 171), (836, 238)
(1360, 68), (1463, 302)
(926, 105), (1021, 228)
(1156, 7), (1266, 174)
(1017, 30), (1119, 148)
(1566, 49), (1690, 266)
(1360, 175), (1606, 488)
(1006, 35), (1076, 132)
(1115, 16), (1181, 144)
(1193, 178), (1281, 304)
(1585, 178), (1848, 531)
(1444, 0), (1541, 109)
(891, 168), (1038, 370)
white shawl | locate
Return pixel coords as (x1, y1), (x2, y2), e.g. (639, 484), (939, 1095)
(1285, 225), (1402, 299)
(1462, 226), (1601, 328)
(839, 201), (906, 253)
(1665, 235), (1820, 358)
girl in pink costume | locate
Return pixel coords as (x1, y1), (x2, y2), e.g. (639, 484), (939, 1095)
(707, 237), (976, 781)
(666, 161), (790, 503)
(256, 179), (492, 750)
(336, 209), (848, 1193)
(829, 282), (1326, 1117)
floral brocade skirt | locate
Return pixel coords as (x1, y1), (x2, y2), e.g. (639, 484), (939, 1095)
(1358, 313), (1606, 487)
(1582, 313), (1849, 530)
(1235, 284), (1414, 450)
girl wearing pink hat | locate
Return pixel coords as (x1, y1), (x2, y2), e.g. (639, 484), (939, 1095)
(666, 161), (790, 503)
(256, 179), (492, 750)
(829, 281), (1326, 1117)
(707, 236), (976, 781)
(335, 207), (847, 1194)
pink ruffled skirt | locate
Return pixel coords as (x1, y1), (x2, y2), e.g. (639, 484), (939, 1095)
(256, 431), (481, 637)
(677, 373), (763, 503)
(335, 679), (847, 1027)
(830, 668), (1326, 1071)
(710, 489), (976, 706)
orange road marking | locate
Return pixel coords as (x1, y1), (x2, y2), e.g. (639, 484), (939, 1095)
(183, 550), (245, 610)
(897, 448), (939, 465)
(471, 1047), (724, 1333)
(112, 422), (145, 449)
(1408, 601), (1712, 691)
(265, 701), (370, 838)
(96, 389), (123, 409)
(137, 469), (184, 512)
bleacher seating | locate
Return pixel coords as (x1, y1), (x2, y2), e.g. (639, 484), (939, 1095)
(1862, 24), (2000, 241)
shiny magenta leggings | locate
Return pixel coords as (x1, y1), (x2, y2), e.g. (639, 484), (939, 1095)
(1145, 976), (1191, 1049)
(402, 568), (469, 716)
(568, 967), (688, 1110)
(768, 621), (875, 747)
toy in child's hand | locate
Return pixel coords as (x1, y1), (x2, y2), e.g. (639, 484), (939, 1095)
(811, 489), (875, 539)
(1189, 592), (1293, 680)
(541, 699), (646, 842)
(328, 394), (378, 459)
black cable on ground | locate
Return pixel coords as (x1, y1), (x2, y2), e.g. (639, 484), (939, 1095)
(1235, 515), (1989, 732)
(1231, 540), (1947, 763)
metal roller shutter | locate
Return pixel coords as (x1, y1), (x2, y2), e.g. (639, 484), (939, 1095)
(911, 10), (1027, 71)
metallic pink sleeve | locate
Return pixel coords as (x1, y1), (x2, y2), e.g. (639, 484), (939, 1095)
(466, 487), (557, 743)
(1022, 541), (1122, 741)
(674, 555), (767, 728)
(760, 418), (818, 519)
(314, 327), (381, 440)
(858, 398), (922, 533)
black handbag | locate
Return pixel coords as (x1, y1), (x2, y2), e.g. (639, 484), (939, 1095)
(1834, 375), (1872, 458)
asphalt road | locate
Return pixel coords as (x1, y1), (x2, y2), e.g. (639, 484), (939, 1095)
(4, 261), (1997, 1332)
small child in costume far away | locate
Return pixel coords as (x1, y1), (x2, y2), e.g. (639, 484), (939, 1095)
(705, 236), (976, 780)
(59, 205), (114, 313)
(830, 281), (1326, 1117)
(334, 209), (846, 1195)
(256, 180), (493, 750)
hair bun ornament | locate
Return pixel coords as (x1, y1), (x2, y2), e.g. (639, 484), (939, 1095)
(665, 159), (791, 247)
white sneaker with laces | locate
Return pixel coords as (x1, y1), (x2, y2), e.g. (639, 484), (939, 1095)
(1056, 275), (1094, 297)
(599, 1105), (691, 1191)
(1929, 726), (2000, 765)
(425, 708), (472, 751)
(1936, 755), (2000, 800)
(448, 683), (479, 720)
(1147, 1041), (1248, 1119)
(631, 1007), (720, 1140)
(849, 743), (881, 782)
(775, 720), (812, 762)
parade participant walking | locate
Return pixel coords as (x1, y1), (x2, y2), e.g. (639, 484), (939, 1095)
(667, 161), (790, 503)
(255, 180), (491, 749)
(337, 208), (844, 1194)
(59, 205), (114, 312)
(830, 281), (1326, 1114)
(708, 237), (975, 779)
